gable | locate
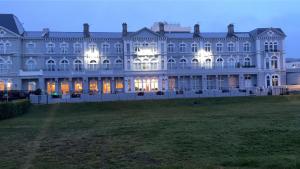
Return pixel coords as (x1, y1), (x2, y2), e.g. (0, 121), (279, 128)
(257, 28), (285, 38)
(129, 27), (160, 39)
(0, 26), (21, 38)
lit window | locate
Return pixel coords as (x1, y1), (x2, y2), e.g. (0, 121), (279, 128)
(89, 43), (97, 53)
(0, 80), (4, 91)
(74, 81), (83, 94)
(89, 79), (98, 93)
(28, 81), (36, 91)
(60, 81), (70, 94)
(115, 78), (123, 89)
(102, 79), (111, 93)
(205, 58), (212, 69)
(47, 81), (56, 94)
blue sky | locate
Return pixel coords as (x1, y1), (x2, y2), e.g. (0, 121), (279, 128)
(0, 0), (299, 58)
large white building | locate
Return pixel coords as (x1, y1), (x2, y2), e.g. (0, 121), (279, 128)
(0, 14), (287, 101)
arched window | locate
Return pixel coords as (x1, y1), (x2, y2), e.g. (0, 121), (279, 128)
(272, 75), (279, 86)
(150, 58), (158, 70)
(216, 57), (224, 68)
(60, 59), (69, 71)
(89, 60), (98, 71)
(103, 59), (110, 70)
(244, 57), (251, 67)
(74, 59), (83, 71)
(46, 59), (55, 71)
(271, 56), (278, 69)
(133, 59), (141, 70)
(180, 58), (187, 69)
(205, 58), (212, 69)
(228, 57), (236, 68)
(191, 58), (199, 68)
(167, 58), (176, 70)
(115, 59), (122, 69)
(26, 59), (37, 71)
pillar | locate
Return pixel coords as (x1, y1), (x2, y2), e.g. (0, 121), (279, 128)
(111, 77), (115, 94)
(202, 75), (207, 90)
(98, 77), (102, 94)
(83, 77), (88, 94)
(38, 78), (45, 93)
(239, 74), (245, 89)
(256, 39), (261, 69)
(69, 78), (73, 94)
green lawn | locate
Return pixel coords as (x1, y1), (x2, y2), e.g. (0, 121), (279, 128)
(0, 96), (300, 169)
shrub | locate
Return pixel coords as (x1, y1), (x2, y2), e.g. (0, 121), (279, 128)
(0, 100), (31, 120)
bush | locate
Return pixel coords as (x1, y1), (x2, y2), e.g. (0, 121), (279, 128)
(137, 92), (144, 96)
(33, 88), (42, 95)
(156, 91), (164, 95)
(0, 100), (31, 120)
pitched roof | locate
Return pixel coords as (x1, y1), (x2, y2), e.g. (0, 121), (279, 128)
(0, 14), (24, 35)
(23, 31), (122, 38)
(250, 28), (286, 37)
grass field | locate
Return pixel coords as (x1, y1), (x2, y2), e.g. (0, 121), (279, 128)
(0, 96), (300, 169)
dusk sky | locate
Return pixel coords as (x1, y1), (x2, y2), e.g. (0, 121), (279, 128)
(1, 0), (299, 58)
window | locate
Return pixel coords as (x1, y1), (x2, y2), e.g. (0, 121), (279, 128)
(204, 43), (211, 52)
(115, 78), (124, 89)
(89, 60), (98, 71)
(26, 59), (37, 71)
(74, 81), (83, 94)
(266, 75), (271, 87)
(102, 43), (109, 53)
(103, 59), (110, 70)
(60, 59), (69, 71)
(0, 43), (4, 54)
(0, 80), (4, 91)
(244, 57), (251, 67)
(243, 43), (250, 52)
(227, 42), (235, 52)
(191, 43), (198, 53)
(180, 58), (187, 68)
(60, 81), (70, 94)
(216, 57), (224, 68)
(228, 57), (236, 68)
(60, 43), (68, 54)
(89, 43), (97, 53)
(271, 56), (278, 69)
(265, 57), (270, 69)
(133, 59), (141, 70)
(168, 58), (176, 69)
(28, 81), (37, 91)
(272, 75), (279, 86)
(191, 58), (199, 68)
(274, 42), (278, 52)
(167, 43), (174, 53)
(179, 43), (186, 53)
(150, 59), (158, 70)
(115, 59), (122, 69)
(264, 42), (269, 51)
(216, 43), (223, 52)
(0, 58), (8, 73)
(0, 30), (5, 36)
(47, 43), (55, 54)
(102, 79), (111, 93)
(26, 42), (35, 49)
(74, 43), (81, 54)
(47, 81), (56, 94)
(115, 43), (122, 53)
(46, 59), (55, 71)
(89, 79), (98, 93)
(74, 59), (83, 71)
(205, 59), (212, 69)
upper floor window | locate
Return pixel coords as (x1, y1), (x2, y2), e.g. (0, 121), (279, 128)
(272, 75), (279, 86)
(204, 43), (211, 52)
(264, 42), (269, 51)
(60, 42), (68, 54)
(88, 60), (98, 71)
(0, 43), (4, 54)
(26, 42), (35, 49)
(46, 59), (55, 71)
(89, 43), (97, 53)
(216, 43), (223, 52)
(74, 43), (81, 54)
(179, 43), (186, 53)
(191, 43), (198, 53)
(115, 43), (122, 53)
(74, 59), (83, 71)
(46, 43), (55, 54)
(103, 59), (110, 70)
(271, 56), (278, 69)
(59, 59), (69, 71)
(273, 42), (278, 52)
(227, 42), (235, 52)
(102, 43), (110, 53)
(26, 59), (37, 71)
(244, 57), (251, 67)
(0, 30), (5, 36)
(0, 58), (8, 73)
(167, 43), (174, 53)
(243, 42), (250, 52)
(269, 42), (274, 52)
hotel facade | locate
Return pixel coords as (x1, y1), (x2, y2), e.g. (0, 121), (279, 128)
(0, 14), (287, 99)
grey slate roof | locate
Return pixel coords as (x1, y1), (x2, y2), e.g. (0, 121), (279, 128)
(250, 28), (286, 37)
(23, 31), (123, 38)
(0, 14), (24, 35)
(164, 32), (250, 39)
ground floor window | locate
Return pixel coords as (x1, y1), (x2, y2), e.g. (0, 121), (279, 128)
(28, 81), (36, 91)
(74, 81), (83, 94)
(207, 76), (216, 90)
(89, 80), (98, 93)
(134, 78), (158, 92)
(115, 78), (123, 90)
(103, 79), (111, 94)
(272, 75), (279, 86)
(47, 81), (55, 94)
(0, 80), (4, 91)
(61, 81), (70, 94)
(191, 76), (201, 90)
(168, 78), (176, 91)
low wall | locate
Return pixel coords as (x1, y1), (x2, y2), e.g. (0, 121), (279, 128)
(30, 89), (275, 104)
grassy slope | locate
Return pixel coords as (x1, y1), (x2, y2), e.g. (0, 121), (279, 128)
(0, 96), (300, 169)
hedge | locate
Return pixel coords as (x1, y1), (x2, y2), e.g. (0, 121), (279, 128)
(0, 100), (31, 120)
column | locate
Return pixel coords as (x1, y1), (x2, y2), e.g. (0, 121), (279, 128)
(202, 75), (207, 90)
(98, 77), (102, 94)
(83, 77), (89, 94)
(216, 75), (219, 90)
(111, 77), (115, 94)
(55, 78), (59, 94)
(69, 78), (73, 94)
(239, 74), (245, 89)
(256, 39), (261, 69)
(189, 76), (193, 91)
(130, 77), (135, 93)
(38, 78), (45, 93)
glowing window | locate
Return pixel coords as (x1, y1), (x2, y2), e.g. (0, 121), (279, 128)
(0, 80), (4, 91)
(89, 80), (98, 93)
(102, 79), (111, 94)
(47, 81), (55, 94)
(74, 81), (83, 94)
(115, 78), (123, 89)
(61, 81), (70, 94)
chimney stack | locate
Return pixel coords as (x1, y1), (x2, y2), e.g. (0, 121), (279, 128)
(83, 23), (90, 38)
(227, 23), (234, 36)
(122, 23), (127, 36)
(42, 28), (49, 38)
(193, 24), (200, 37)
(159, 22), (164, 35)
